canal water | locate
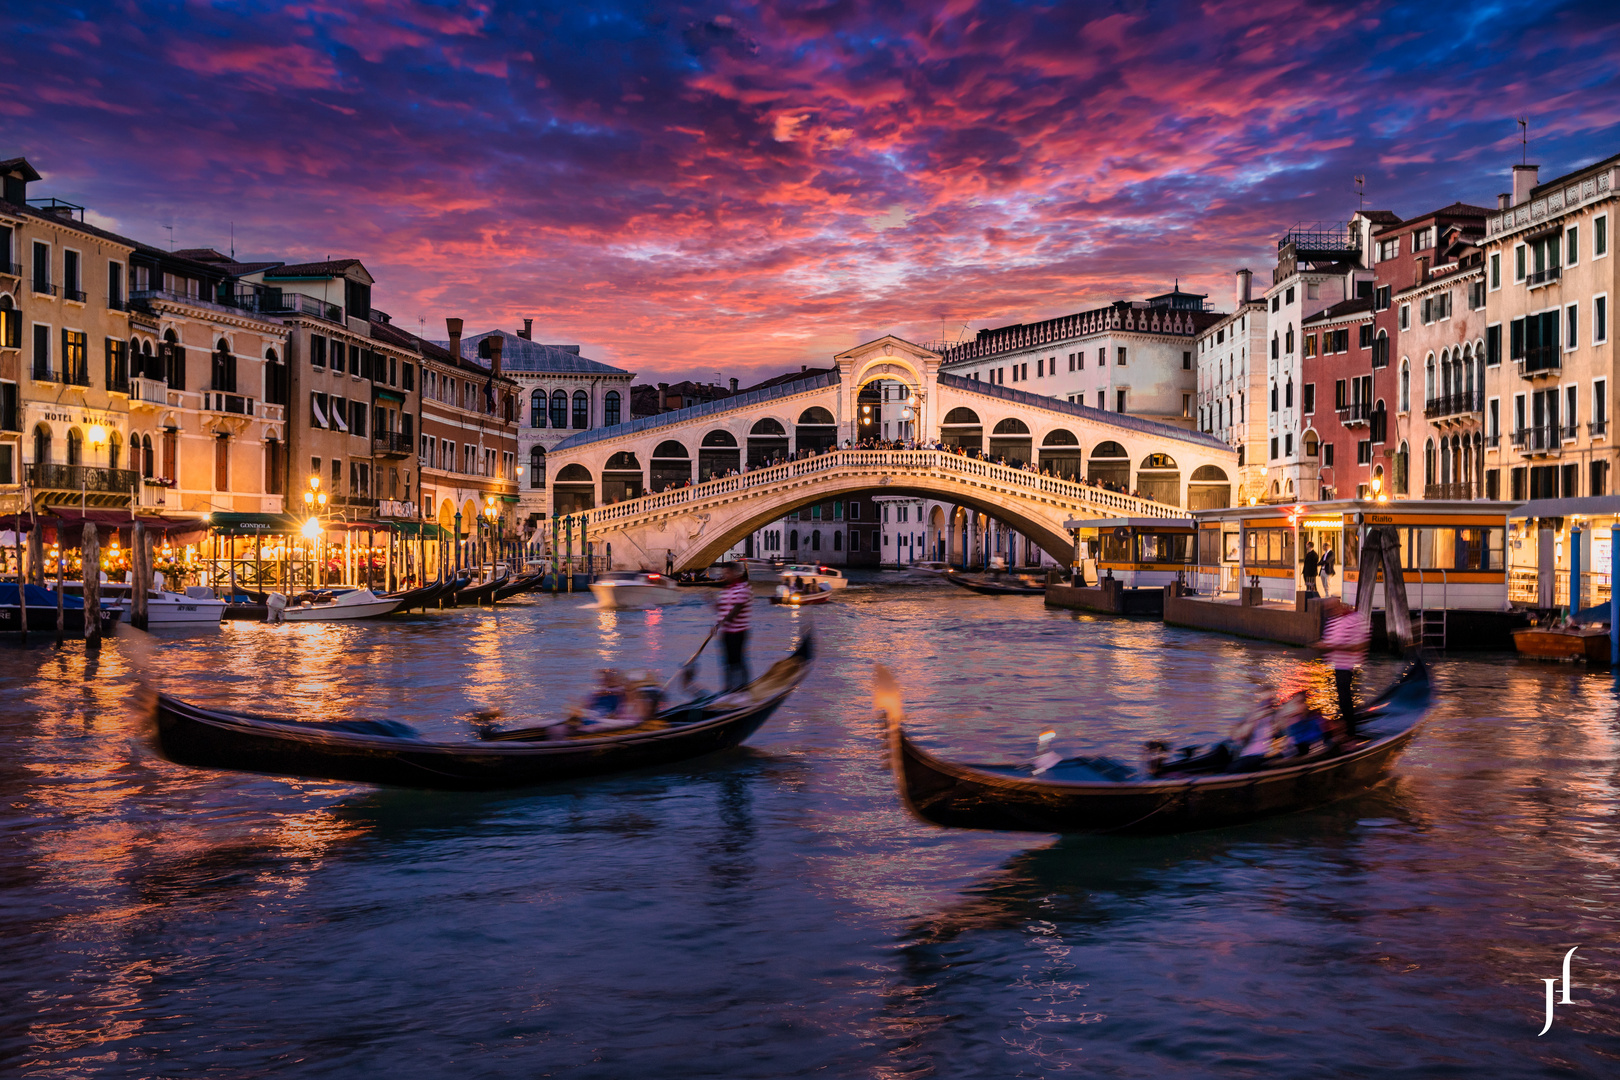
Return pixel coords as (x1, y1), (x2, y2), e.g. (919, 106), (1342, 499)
(2, 577), (1618, 1077)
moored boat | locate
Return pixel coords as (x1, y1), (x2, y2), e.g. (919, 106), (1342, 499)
(877, 659), (1431, 834)
(780, 564), (848, 590)
(153, 635), (814, 790)
(282, 588), (404, 621)
(1, 583), (122, 636)
(1512, 625), (1611, 664)
(589, 571), (682, 609)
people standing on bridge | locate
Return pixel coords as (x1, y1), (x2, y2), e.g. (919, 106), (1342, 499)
(1312, 598), (1370, 739)
(1302, 543), (1320, 598)
(715, 561), (752, 693)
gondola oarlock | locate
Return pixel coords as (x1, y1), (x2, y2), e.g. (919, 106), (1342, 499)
(877, 660), (1431, 835)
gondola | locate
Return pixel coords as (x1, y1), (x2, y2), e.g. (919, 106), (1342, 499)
(153, 635), (813, 790)
(379, 578), (451, 613)
(2, 583), (122, 636)
(454, 573), (510, 606)
(491, 572), (545, 602)
(878, 659), (1431, 834)
(943, 571), (1045, 596)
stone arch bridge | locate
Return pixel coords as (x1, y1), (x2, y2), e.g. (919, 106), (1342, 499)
(542, 336), (1237, 571)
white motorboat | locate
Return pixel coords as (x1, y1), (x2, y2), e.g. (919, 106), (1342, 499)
(65, 582), (226, 626)
(588, 572), (683, 610)
(781, 564), (849, 590)
(282, 588), (404, 622)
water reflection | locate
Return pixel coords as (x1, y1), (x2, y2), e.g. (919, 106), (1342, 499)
(4, 581), (1620, 1076)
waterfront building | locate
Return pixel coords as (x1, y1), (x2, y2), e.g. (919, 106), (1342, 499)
(1480, 153), (1619, 502)
(126, 247), (289, 516)
(937, 288), (1221, 433)
(1258, 213), (1382, 504)
(871, 495), (928, 565)
(1195, 271), (1269, 502)
(1, 157), (140, 514)
(1298, 296), (1375, 501)
(468, 324), (632, 530)
(420, 321), (521, 556)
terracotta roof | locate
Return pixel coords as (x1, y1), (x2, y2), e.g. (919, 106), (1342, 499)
(1302, 297), (1373, 325)
(740, 366), (837, 392)
(265, 259), (365, 278)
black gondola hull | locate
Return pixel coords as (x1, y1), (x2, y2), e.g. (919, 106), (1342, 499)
(888, 661), (1430, 835)
(154, 640), (811, 790)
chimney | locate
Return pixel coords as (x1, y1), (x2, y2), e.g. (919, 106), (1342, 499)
(1234, 268), (1253, 306)
(1511, 164), (1539, 207)
(519, 318), (533, 340)
(488, 333), (503, 378)
(1416, 256), (1430, 285)
(800, 364), (806, 372)
(657, 382), (668, 411)
(446, 318), (463, 362)
(1498, 193), (1512, 210)
(729, 377), (739, 393)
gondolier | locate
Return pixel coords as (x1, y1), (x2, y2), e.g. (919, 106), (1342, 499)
(1314, 598), (1370, 737)
(715, 561), (752, 692)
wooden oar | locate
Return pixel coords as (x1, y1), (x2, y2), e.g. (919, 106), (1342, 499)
(663, 621), (720, 694)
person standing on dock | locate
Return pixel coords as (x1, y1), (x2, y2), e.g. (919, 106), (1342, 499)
(1302, 544), (1320, 599)
(1314, 599), (1370, 738)
(1318, 543), (1336, 598)
(715, 561), (752, 692)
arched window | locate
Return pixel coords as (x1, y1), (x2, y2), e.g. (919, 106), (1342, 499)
(107, 431), (121, 471)
(142, 434), (154, 478)
(1285, 324), (1294, 354)
(1271, 333), (1279, 360)
(572, 389), (588, 429)
(212, 338), (236, 392)
(531, 389), (545, 427)
(33, 425), (51, 465)
(1425, 353), (1435, 403)
(0, 295), (15, 351)
(811, 530), (821, 551)
(1395, 441), (1409, 495)
(603, 390), (621, 427)
(1424, 438), (1435, 486)
(1285, 378), (1293, 408)
(163, 329), (184, 390)
(550, 390), (568, 429)
(529, 445), (545, 488)
(1399, 359), (1410, 412)
(67, 427), (83, 466)
(789, 529), (798, 551)
(833, 530), (842, 551)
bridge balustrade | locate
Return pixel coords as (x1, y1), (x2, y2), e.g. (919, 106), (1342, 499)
(581, 448), (1182, 527)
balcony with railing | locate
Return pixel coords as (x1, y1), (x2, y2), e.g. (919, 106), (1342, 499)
(107, 373), (130, 395)
(30, 363), (90, 387)
(0, 261), (21, 278)
(1424, 482), (1480, 500)
(1519, 345), (1561, 377)
(372, 431), (414, 458)
(1592, 419), (1610, 439)
(227, 288), (343, 324)
(1424, 391), (1483, 421)
(1511, 426), (1561, 455)
(1527, 265), (1561, 288)
(1336, 400), (1372, 426)
(63, 287), (87, 303)
(31, 279), (56, 296)
(28, 463), (141, 496)
(129, 376), (168, 406)
(201, 391), (256, 416)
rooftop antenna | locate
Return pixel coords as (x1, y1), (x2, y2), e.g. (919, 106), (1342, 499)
(229, 221), (235, 261)
(1354, 175), (1366, 211)
(162, 224), (174, 251)
(1518, 117), (1529, 164)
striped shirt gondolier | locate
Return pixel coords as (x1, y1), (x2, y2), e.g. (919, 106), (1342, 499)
(1322, 609), (1370, 670)
(717, 581), (752, 633)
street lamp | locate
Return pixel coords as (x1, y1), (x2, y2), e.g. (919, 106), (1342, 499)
(302, 475), (327, 586)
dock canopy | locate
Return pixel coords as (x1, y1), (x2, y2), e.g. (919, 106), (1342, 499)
(208, 512), (304, 535)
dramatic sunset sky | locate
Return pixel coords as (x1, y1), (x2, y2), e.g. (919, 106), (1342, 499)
(6, 1), (1619, 383)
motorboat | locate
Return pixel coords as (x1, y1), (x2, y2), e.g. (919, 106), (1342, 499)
(877, 659), (1431, 835)
(780, 564), (848, 590)
(101, 584), (227, 626)
(1, 583), (122, 636)
(153, 636), (814, 790)
(772, 582), (834, 606)
(589, 571), (683, 609)
(281, 588), (404, 621)
(1513, 625), (1611, 663)
(942, 570), (1045, 595)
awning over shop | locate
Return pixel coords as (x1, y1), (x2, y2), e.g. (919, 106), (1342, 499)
(391, 521), (448, 538)
(374, 388), (406, 404)
(209, 511), (304, 535)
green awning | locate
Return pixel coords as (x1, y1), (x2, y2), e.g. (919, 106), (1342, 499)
(373, 388), (406, 403)
(209, 512), (303, 535)
(392, 521), (449, 538)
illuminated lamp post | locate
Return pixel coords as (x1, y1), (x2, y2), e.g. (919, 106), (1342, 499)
(302, 474), (327, 587)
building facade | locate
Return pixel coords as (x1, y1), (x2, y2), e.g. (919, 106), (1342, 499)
(938, 289), (1219, 431)
(1195, 271), (1268, 501)
(419, 321), (521, 555)
(1481, 155), (1619, 502)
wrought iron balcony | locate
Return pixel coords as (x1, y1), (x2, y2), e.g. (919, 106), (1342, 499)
(1423, 391), (1483, 420)
(0, 261), (21, 277)
(1527, 266), (1561, 288)
(1592, 419), (1609, 438)
(228, 288), (343, 324)
(1511, 426), (1561, 455)
(1336, 401), (1372, 426)
(31, 279), (56, 296)
(1519, 345), (1561, 376)
(28, 463), (141, 495)
(63, 287), (87, 303)
(372, 431), (414, 458)
(107, 375), (131, 395)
